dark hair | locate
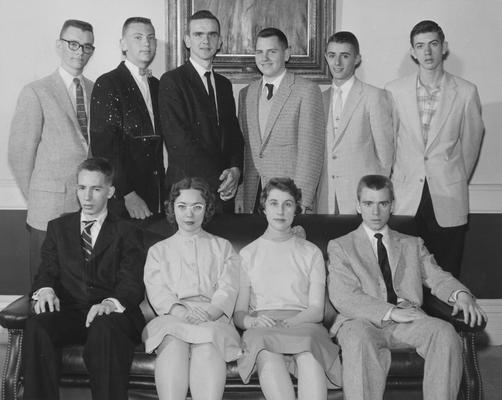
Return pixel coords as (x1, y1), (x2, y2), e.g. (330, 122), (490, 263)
(122, 17), (154, 37)
(259, 177), (302, 215)
(256, 27), (288, 49)
(165, 177), (216, 226)
(188, 10), (220, 34)
(410, 20), (445, 46)
(326, 31), (360, 55)
(77, 157), (114, 184)
(357, 175), (394, 201)
(59, 19), (93, 38)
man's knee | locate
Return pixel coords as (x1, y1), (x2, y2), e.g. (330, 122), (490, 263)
(337, 320), (380, 349)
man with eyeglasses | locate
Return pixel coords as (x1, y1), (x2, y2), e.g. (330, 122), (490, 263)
(90, 17), (165, 222)
(9, 19), (95, 283)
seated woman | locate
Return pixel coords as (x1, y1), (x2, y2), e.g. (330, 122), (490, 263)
(234, 177), (342, 400)
(142, 177), (241, 400)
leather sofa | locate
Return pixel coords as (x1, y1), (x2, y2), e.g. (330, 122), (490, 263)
(0, 214), (486, 400)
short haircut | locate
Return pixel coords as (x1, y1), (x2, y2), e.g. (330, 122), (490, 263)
(122, 17), (154, 37)
(357, 175), (394, 201)
(410, 20), (445, 46)
(59, 19), (93, 38)
(165, 177), (216, 226)
(77, 157), (114, 184)
(326, 31), (360, 55)
(188, 10), (220, 34)
(259, 177), (302, 215)
(256, 28), (288, 49)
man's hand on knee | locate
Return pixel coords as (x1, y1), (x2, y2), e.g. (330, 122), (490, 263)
(390, 307), (426, 323)
(85, 300), (117, 327)
(34, 288), (60, 314)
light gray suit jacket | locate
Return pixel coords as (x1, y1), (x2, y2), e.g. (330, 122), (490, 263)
(327, 224), (468, 335)
(385, 72), (484, 227)
(8, 70), (93, 230)
(236, 71), (325, 212)
(315, 78), (394, 214)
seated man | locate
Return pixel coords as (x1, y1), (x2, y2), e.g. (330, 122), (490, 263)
(22, 157), (146, 400)
(327, 174), (486, 400)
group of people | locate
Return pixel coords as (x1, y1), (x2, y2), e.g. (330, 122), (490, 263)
(7, 7), (487, 400)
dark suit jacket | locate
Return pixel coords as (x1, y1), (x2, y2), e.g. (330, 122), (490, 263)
(32, 211), (146, 332)
(90, 62), (165, 216)
(159, 61), (243, 194)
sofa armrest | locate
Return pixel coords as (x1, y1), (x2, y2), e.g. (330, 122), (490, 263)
(0, 295), (31, 330)
(422, 288), (486, 333)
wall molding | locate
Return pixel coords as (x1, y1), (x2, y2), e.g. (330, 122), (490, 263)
(1, 180), (501, 212)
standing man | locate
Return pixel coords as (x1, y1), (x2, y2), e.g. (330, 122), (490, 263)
(315, 31), (394, 214)
(159, 10), (243, 213)
(236, 28), (324, 213)
(9, 19), (95, 282)
(91, 17), (164, 220)
(386, 20), (484, 277)
(328, 174), (486, 400)
(23, 158), (145, 400)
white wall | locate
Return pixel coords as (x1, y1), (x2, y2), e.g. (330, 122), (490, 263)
(1, 0), (502, 211)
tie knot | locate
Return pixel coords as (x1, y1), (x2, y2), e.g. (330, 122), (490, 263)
(73, 77), (81, 87)
(374, 233), (383, 240)
(204, 71), (211, 79)
(82, 220), (96, 230)
(265, 83), (274, 100)
(334, 87), (342, 95)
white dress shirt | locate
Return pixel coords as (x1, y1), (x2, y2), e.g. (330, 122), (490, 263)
(124, 59), (155, 130)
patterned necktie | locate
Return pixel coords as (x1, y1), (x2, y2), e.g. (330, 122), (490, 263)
(374, 233), (398, 304)
(81, 220), (96, 262)
(265, 83), (274, 100)
(204, 71), (218, 124)
(73, 78), (88, 143)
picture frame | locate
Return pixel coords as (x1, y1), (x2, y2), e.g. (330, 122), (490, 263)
(165, 0), (336, 83)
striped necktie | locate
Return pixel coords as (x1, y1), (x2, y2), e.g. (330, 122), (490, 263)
(81, 220), (96, 262)
(73, 78), (88, 143)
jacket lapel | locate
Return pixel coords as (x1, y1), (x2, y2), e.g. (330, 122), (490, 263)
(425, 72), (457, 151)
(260, 72), (294, 152)
(334, 78), (363, 148)
(247, 80), (262, 149)
(354, 224), (379, 268)
(89, 214), (117, 260)
(400, 73), (425, 151)
(386, 228), (403, 286)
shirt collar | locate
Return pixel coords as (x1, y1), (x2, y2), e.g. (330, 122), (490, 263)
(190, 57), (212, 81)
(416, 73), (444, 92)
(362, 222), (389, 243)
(124, 59), (146, 81)
(262, 69), (287, 90)
(58, 66), (83, 90)
(332, 75), (355, 93)
(80, 208), (108, 227)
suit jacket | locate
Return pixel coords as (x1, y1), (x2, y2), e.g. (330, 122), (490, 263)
(385, 72), (484, 227)
(33, 211), (146, 332)
(327, 224), (469, 335)
(8, 71), (93, 230)
(315, 78), (394, 214)
(159, 61), (243, 194)
(236, 71), (325, 212)
(90, 62), (165, 216)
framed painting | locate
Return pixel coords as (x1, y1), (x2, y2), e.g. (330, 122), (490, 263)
(165, 0), (336, 82)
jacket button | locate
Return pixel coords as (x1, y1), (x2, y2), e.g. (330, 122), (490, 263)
(424, 156), (428, 161)
(153, 170), (158, 175)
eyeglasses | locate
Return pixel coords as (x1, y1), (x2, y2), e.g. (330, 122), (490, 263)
(174, 203), (205, 214)
(60, 38), (95, 54)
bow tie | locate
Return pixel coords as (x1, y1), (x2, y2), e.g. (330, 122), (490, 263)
(139, 68), (152, 77)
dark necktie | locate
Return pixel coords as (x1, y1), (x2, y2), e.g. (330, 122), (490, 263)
(374, 233), (398, 304)
(73, 78), (88, 143)
(204, 71), (218, 124)
(265, 83), (274, 100)
(81, 220), (96, 262)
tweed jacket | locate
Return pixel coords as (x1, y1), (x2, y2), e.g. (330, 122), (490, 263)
(90, 62), (165, 216)
(8, 71), (92, 230)
(385, 72), (484, 227)
(327, 224), (469, 335)
(236, 71), (325, 211)
(315, 78), (394, 214)
(159, 61), (243, 194)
